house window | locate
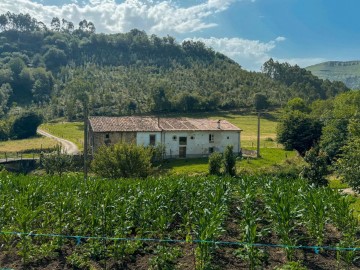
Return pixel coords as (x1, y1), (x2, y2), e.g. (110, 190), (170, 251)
(209, 147), (214, 154)
(209, 134), (214, 143)
(149, 134), (156, 146)
(179, 136), (187, 145)
(105, 133), (110, 139)
(173, 135), (177, 141)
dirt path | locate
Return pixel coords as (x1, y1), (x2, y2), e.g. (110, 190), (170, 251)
(37, 129), (80, 155)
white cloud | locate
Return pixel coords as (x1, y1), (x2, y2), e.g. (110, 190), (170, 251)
(275, 57), (327, 68)
(187, 36), (286, 70)
(0, 0), (240, 34)
(275, 36), (286, 42)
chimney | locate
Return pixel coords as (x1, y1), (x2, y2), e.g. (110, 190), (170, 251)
(157, 117), (160, 128)
(217, 120), (221, 129)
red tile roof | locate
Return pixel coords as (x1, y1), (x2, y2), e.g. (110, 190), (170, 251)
(89, 116), (241, 132)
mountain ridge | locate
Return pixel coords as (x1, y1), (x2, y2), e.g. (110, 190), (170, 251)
(306, 60), (360, 89)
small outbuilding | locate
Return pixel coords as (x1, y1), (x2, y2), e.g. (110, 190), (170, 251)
(87, 116), (242, 158)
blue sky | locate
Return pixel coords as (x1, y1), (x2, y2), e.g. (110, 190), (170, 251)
(1, 0), (359, 70)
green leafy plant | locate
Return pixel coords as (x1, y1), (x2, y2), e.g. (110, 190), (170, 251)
(41, 145), (74, 176)
(223, 145), (236, 176)
(149, 245), (182, 270)
(91, 142), (153, 178)
(208, 152), (222, 175)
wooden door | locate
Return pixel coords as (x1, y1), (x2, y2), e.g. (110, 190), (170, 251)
(179, 146), (186, 158)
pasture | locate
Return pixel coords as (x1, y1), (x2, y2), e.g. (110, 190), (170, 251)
(0, 136), (57, 154)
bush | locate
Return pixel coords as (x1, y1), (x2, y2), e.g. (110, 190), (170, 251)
(150, 144), (165, 165)
(91, 142), (153, 178)
(10, 112), (43, 139)
(276, 110), (322, 156)
(0, 120), (9, 141)
(223, 145), (236, 176)
(301, 147), (328, 187)
(208, 152), (222, 175)
(41, 146), (74, 176)
(336, 138), (360, 192)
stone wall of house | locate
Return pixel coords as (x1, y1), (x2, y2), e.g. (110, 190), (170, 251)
(91, 131), (136, 153)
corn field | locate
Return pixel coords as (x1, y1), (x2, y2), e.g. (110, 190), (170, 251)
(0, 171), (359, 269)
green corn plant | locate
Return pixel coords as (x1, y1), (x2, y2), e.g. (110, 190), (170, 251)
(336, 216), (359, 270)
(236, 177), (266, 270)
(264, 179), (302, 261)
(301, 188), (328, 247)
(193, 177), (230, 270)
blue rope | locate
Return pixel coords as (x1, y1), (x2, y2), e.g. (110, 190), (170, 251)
(1, 231), (359, 253)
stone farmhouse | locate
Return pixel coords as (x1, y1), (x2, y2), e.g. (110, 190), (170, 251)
(87, 116), (242, 158)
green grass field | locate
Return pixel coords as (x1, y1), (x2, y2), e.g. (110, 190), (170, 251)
(163, 148), (298, 175)
(0, 136), (57, 154)
(40, 122), (84, 150)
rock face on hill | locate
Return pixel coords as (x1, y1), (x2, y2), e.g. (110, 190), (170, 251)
(306, 61), (360, 89)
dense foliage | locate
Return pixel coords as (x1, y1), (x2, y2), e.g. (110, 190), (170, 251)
(91, 142), (154, 178)
(276, 109), (322, 156)
(336, 138), (360, 192)
(0, 173), (358, 269)
(277, 92), (360, 190)
(263, 59), (348, 102)
(0, 111), (42, 140)
(208, 152), (222, 175)
(0, 13), (349, 121)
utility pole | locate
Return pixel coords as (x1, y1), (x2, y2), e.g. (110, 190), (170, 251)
(84, 103), (88, 180)
(257, 112), (261, 158)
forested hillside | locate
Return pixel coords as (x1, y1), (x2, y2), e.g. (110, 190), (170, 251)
(306, 61), (360, 89)
(0, 12), (349, 120)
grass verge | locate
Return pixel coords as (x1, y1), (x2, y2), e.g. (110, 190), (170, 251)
(163, 148), (297, 175)
(40, 122), (84, 150)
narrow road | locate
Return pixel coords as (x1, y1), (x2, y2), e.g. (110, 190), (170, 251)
(37, 129), (80, 155)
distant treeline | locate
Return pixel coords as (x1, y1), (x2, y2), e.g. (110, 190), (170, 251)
(0, 12), (349, 120)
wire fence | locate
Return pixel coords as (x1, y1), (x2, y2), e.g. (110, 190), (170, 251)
(0, 230), (359, 254)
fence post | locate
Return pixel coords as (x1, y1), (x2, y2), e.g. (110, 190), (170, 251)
(5, 152), (7, 162)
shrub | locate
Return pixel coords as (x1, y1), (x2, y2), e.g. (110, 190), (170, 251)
(41, 146), (74, 176)
(223, 145), (236, 176)
(0, 120), (9, 141)
(10, 112), (43, 139)
(336, 138), (360, 192)
(91, 142), (153, 178)
(301, 147), (328, 186)
(208, 152), (222, 175)
(150, 144), (165, 165)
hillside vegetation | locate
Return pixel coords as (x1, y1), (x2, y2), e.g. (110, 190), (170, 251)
(306, 61), (360, 89)
(0, 12), (349, 122)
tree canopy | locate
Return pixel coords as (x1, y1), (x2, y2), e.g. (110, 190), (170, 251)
(0, 12), (350, 122)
